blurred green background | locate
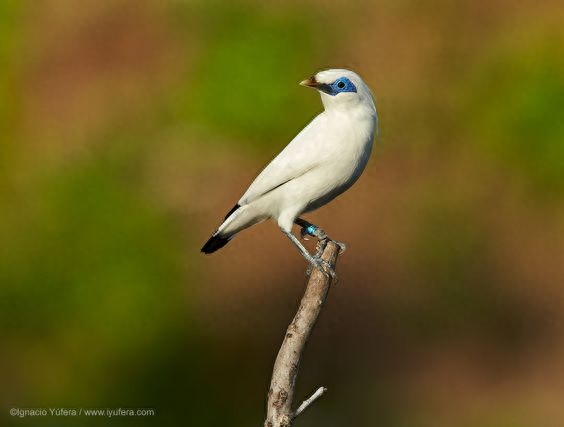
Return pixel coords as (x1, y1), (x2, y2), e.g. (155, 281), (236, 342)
(1, 0), (564, 426)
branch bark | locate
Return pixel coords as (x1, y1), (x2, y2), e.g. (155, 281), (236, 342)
(264, 240), (341, 427)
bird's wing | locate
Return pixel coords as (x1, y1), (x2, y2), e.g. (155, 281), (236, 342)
(239, 114), (326, 205)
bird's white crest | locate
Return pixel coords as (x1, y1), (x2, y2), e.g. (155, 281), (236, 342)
(202, 68), (378, 275)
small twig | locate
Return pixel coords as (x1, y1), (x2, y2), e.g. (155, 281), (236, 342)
(263, 240), (340, 427)
(294, 386), (327, 418)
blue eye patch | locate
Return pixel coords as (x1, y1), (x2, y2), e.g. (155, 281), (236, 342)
(317, 77), (357, 96)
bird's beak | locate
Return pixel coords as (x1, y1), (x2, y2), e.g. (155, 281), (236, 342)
(300, 76), (318, 88)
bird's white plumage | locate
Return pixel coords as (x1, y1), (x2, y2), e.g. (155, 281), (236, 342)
(213, 69), (378, 242)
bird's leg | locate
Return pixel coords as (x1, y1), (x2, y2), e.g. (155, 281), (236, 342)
(295, 218), (327, 242)
(294, 218), (347, 255)
(283, 231), (336, 279)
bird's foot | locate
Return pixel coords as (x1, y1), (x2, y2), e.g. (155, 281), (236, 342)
(335, 241), (346, 254)
(314, 237), (328, 258)
(306, 255), (337, 280)
(295, 221), (341, 279)
(302, 225), (345, 256)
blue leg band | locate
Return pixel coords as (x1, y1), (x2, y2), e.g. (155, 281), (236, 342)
(306, 225), (317, 236)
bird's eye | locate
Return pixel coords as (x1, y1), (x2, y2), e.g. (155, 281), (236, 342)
(336, 81), (346, 89)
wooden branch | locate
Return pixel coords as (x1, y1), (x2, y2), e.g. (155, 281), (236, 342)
(264, 240), (341, 427)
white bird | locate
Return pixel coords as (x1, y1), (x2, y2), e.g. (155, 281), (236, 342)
(201, 69), (378, 276)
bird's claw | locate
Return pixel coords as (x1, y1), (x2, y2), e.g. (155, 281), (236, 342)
(300, 227), (312, 241)
(315, 238), (328, 258)
(310, 256), (337, 279)
(294, 222), (339, 280)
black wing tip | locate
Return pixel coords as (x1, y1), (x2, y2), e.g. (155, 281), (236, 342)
(224, 204), (241, 220)
(201, 233), (231, 254)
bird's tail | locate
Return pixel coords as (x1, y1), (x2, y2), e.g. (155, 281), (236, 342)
(201, 232), (231, 254)
(201, 204), (239, 254)
(201, 203), (265, 254)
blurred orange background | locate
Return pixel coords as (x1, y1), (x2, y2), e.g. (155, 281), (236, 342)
(1, 1), (564, 425)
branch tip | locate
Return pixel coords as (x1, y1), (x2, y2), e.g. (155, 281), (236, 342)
(294, 386), (328, 418)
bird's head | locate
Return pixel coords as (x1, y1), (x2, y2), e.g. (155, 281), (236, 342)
(300, 69), (376, 114)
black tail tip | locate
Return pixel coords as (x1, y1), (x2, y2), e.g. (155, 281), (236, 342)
(201, 233), (231, 254)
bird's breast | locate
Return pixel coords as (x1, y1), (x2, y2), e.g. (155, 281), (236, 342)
(321, 110), (375, 175)
(299, 110), (375, 212)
